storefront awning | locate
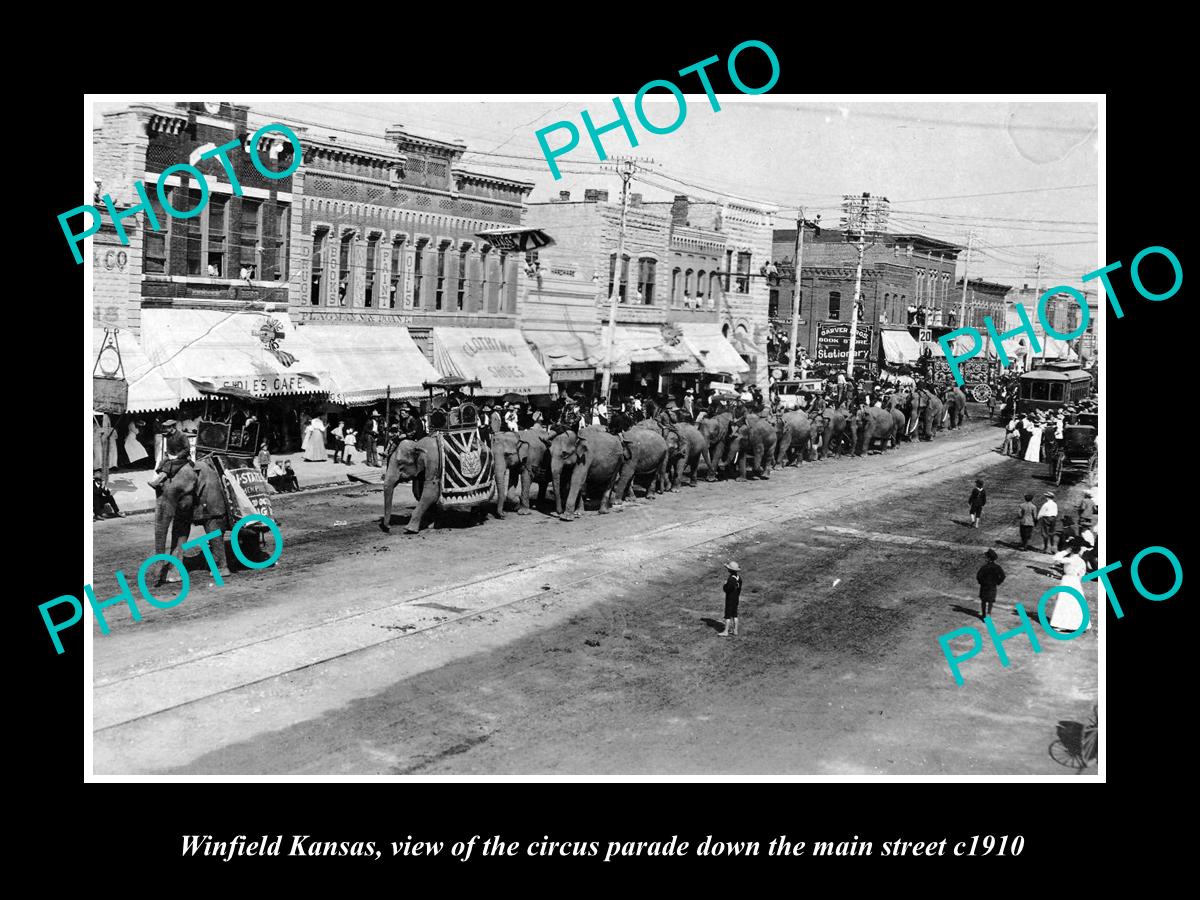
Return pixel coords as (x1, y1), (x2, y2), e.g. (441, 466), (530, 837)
(431, 327), (552, 396)
(524, 328), (602, 382)
(880, 329), (922, 365)
(676, 323), (750, 375)
(92, 325), (178, 413)
(727, 329), (759, 359)
(298, 324), (441, 404)
(606, 324), (698, 374)
(138, 308), (331, 403)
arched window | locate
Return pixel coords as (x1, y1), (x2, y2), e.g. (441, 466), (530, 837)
(722, 322), (730, 338)
(696, 270), (707, 302)
(671, 267), (682, 306)
(638, 257), (656, 305)
(684, 268), (694, 306)
(709, 273), (721, 305)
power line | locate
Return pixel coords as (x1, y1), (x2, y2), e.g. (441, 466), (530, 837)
(891, 184), (1097, 204)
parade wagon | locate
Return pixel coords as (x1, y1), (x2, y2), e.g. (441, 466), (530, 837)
(1048, 423), (1098, 486)
(420, 377), (496, 512)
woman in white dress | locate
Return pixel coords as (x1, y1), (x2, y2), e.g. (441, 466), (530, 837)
(1024, 419), (1043, 463)
(124, 420), (150, 465)
(1049, 540), (1090, 633)
(302, 415), (327, 462)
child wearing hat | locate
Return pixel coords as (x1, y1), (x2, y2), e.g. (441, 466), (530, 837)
(976, 549), (1006, 620)
(718, 561), (743, 637)
(968, 478), (986, 528)
(1037, 491), (1058, 553)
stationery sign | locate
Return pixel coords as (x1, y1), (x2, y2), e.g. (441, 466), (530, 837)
(815, 322), (872, 364)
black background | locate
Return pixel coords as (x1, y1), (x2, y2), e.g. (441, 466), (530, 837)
(25, 23), (1188, 884)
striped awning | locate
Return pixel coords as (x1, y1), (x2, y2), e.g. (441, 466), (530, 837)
(431, 327), (552, 396)
(606, 324), (698, 374)
(92, 325), (178, 413)
(298, 324), (440, 403)
(676, 323), (750, 375)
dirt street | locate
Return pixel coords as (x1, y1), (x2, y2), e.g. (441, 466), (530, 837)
(91, 414), (1098, 775)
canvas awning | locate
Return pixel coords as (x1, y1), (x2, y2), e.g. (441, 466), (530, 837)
(431, 327), (552, 396)
(606, 324), (698, 374)
(727, 329), (759, 359)
(879, 329), (922, 365)
(677, 323), (750, 375)
(1037, 337), (1080, 361)
(138, 308), (330, 403)
(92, 325), (178, 413)
(298, 324), (440, 404)
(523, 328), (602, 382)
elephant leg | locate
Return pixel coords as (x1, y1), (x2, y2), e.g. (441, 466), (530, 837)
(674, 456), (687, 488)
(736, 453), (747, 482)
(775, 433), (790, 467)
(517, 464), (532, 515)
(406, 475), (436, 533)
(705, 444), (718, 481)
(381, 477), (397, 532)
(493, 462), (508, 519)
(162, 502), (194, 583)
(152, 498), (173, 583)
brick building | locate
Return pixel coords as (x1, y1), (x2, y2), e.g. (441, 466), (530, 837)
(769, 228), (965, 371)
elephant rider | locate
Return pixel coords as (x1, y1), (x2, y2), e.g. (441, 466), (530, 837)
(192, 454), (233, 585)
(151, 429), (197, 586)
(386, 403), (424, 460)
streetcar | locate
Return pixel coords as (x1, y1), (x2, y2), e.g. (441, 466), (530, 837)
(1015, 366), (1093, 415)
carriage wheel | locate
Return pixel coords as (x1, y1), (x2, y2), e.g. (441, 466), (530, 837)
(971, 384), (991, 404)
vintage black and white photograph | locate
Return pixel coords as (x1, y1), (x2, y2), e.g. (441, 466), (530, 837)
(87, 97), (1101, 776)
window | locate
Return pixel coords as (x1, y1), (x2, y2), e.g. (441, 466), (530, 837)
(364, 233), (380, 307)
(697, 270), (706, 302)
(1049, 383), (1065, 401)
(684, 268), (694, 306)
(479, 245), (492, 310)
(143, 188), (170, 274)
(828, 291), (841, 320)
(1031, 381), (1049, 401)
(239, 198), (262, 280)
(608, 253), (630, 302)
(709, 272), (721, 302)
(498, 250), (510, 311)
(338, 232), (354, 306)
(434, 242), (449, 310)
(311, 228), (328, 305)
(389, 237), (404, 308)
(725, 249), (733, 292)
(671, 267), (681, 306)
(736, 252), (751, 293)
(412, 239), (427, 308)
(769, 289), (779, 319)
(268, 206), (288, 280)
(457, 244), (470, 310)
(639, 258), (656, 305)
(206, 195), (227, 276)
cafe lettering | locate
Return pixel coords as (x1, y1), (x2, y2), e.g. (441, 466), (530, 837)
(217, 374), (311, 395)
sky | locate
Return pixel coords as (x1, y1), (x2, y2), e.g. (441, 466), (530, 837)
(94, 98), (1099, 289)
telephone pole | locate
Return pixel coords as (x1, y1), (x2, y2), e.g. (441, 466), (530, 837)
(958, 229), (974, 332)
(842, 193), (889, 378)
(598, 158), (645, 404)
(786, 208), (817, 380)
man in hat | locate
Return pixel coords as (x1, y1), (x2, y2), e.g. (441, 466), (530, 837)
(976, 549), (1006, 621)
(364, 411), (381, 467)
(1017, 492), (1038, 551)
(682, 388), (695, 420)
(1076, 489), (1097, 530)
(1037, 491), (1059, 553)
(717, 561), (743, 637)
(151, 427), (197, 585)
(192, 454), (233, 586)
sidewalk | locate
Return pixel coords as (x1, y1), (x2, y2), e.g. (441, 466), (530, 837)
(100, 450), (386, 515)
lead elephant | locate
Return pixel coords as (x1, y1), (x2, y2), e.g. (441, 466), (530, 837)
(856, 406), (897, 455)
(944, 386), (967, 429)
(724, 413), (777, 480)
(818, 406), (858, 460)
(491, 427), (551, 518)
(151, 457), (198, 584)
(381, 436), (489, 533)
(914, 390), (945, 441)
(774, 410), (819, 466)
(613, 426), (670, 501)
(698, 412), (734, 481)
(548, 426), (625, 521)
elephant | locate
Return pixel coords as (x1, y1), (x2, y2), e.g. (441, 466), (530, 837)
(818, 406), (858, 460)
(944, 386), (967, 429)
(381, 436), (491, 533)
(698, 412), (735, 481)
(888, 407), (907, 446)
(666, 422), (711, 487)
(913, 390), (945, 441)
(151, 457), (198, 585)
(612, 426), (670, 501)
(724, 413), (777, 480)
(856, 406), (897, 455)
(491, 427), (551, 518)
(548, 426), (625, 521)
(774, 410), (820, 466)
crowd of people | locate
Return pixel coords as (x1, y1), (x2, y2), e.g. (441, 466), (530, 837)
(999, 398), (1099, 462)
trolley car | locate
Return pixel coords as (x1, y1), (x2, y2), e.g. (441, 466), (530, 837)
(1015, 366), (1093, 415)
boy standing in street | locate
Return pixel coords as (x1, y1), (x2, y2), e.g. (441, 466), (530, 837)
(1017, 493), (1038, 551)
(968, 479), (987, 528)
(976, 549), (1006, 620)
(718, 561), (743, 637)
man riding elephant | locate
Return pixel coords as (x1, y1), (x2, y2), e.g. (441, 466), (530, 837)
(856, 405), (897, 455)
(817, 404), (858, 460)
(613, 423), (670, 502)
(547, 426), (625, 521)
(698, 411), (735, 482)
(491, 424), (551, 518)
(150, 429), (198, 586)
(912, 388), (945, 441)
(191, 454), (233, 585)
(723, 412), (777, 481)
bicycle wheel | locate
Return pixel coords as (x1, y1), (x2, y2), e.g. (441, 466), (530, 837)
(1049, 739), (1086, 772)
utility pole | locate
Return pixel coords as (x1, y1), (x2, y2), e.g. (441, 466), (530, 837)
(842, 193), (888, 379)
(958, 229), (973, 334)
(599, 157), (642, 404)
(786, 208), (812, 380)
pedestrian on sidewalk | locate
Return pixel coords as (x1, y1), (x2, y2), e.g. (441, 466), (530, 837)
(343, 426), (358, 465)
(976, 548), (1006, 620)
(1049, 539), (1090, 634)
(968, 478), (987, 528)
(302, 416), (326, 462)
(1037, 491), (1058, 553)
(256, 442), (271, 477)
(330, 420), (345, 464)
(365, 411), (381, 467)
(1018, 492), (1038, 551)
(1001, 416), (1019, 456)
(717, 561), (743, 637)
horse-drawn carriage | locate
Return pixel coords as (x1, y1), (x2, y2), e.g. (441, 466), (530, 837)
(1048, 423), (1098, 486)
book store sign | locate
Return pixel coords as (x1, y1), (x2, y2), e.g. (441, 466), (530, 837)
(815, 322), (872, 364)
